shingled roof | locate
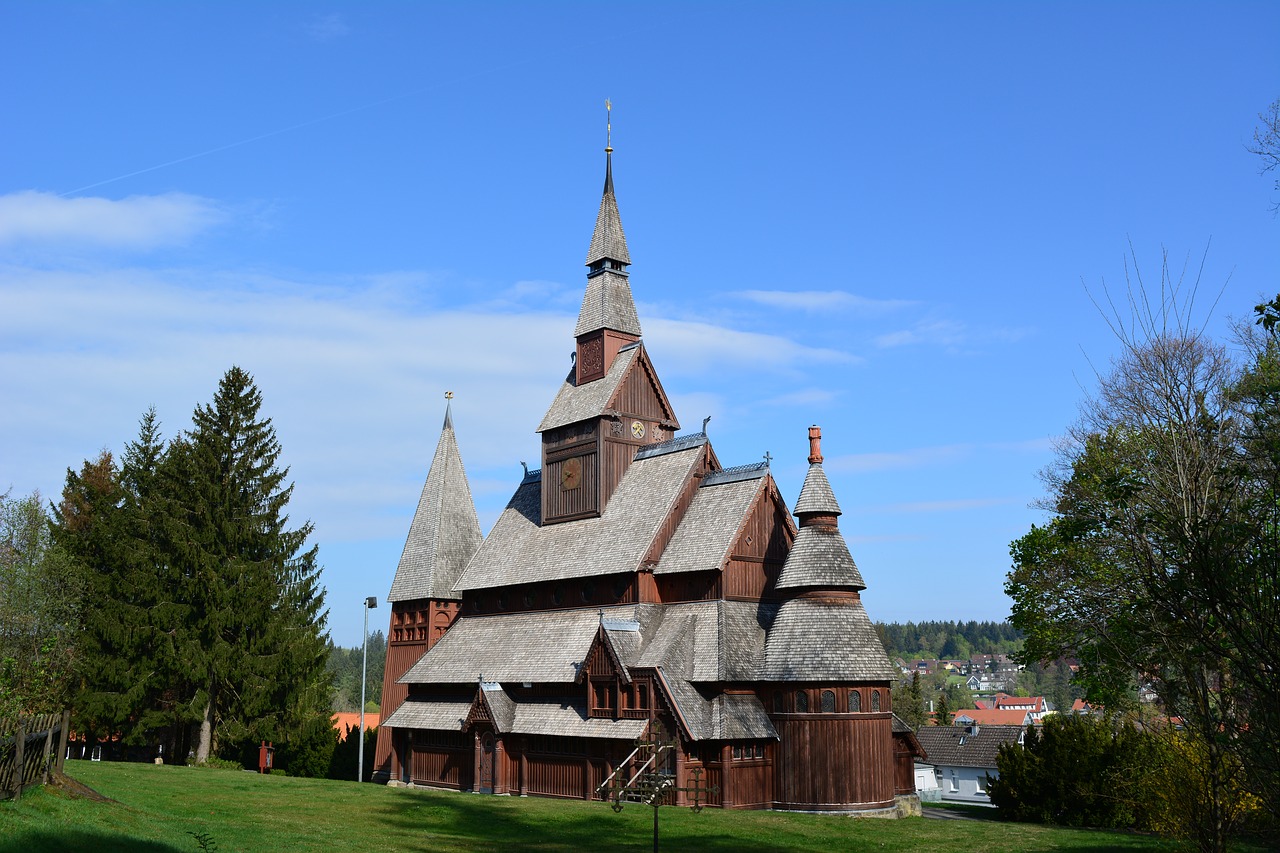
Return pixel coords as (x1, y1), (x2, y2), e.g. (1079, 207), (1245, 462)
(760, 427), (892, 681)
(914, 724), (1025, 769)
(758, 595), (895, 681)
(387, 404), (483, 602)
(653, 472), (768, 576)
(454, 443), (704, 590)
(584, 152), (631, 268)
(576, 150), (640, 337)
(538, 345), (637, 432)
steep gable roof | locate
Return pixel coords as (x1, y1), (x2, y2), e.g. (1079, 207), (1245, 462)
(454, 443), (704, 590)
(538, 343), (676, 433)
(653, 470), (768, 576)
(388, 405), (483, 601)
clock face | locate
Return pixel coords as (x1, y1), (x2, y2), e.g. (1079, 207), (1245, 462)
(631, 420), (646, 440)
(561, 457), (582, 490)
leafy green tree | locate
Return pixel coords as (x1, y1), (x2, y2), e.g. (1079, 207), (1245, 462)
(0, 490), (81, 718)
(989, 715), (1155, 829)
(1006, 281), (1280, 849)
(933, 690), (952, 726)
(891, 670), (927, 730)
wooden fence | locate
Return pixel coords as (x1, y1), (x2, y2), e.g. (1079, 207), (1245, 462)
(0, 711), (70, 802)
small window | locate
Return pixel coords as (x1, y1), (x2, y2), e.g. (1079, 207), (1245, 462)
(637, 682), (649, 710)
(582, 581), (595, 602)
(795, 690), (809, 712)
(772, 692), (784, 714)
(496, 593), (507, 610)
(871, 690), (880, 712)
(732, 744), (742, 760)
(552, 587), (564, 606)
(849, 691), (861, 712)
(754, 743), (764, 759)
(820, 690), (835, 713)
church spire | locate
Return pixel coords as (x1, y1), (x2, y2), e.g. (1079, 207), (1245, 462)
(576, 101), (640, 340)
(388, 394), (483, 602)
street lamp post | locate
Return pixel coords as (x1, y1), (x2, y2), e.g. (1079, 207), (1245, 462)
(360, 595), (378, 783)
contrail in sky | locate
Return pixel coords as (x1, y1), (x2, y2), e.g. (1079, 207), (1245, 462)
(59, 60), (537, 198)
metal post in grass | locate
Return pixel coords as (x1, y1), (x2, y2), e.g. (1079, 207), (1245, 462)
(359, 595), (377, 783)
(600, 729), (717, 853)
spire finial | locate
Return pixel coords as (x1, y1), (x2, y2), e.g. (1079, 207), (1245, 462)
(443, 391), (455, 429)
(445, 391), (454, 400)
(808, 426), (824, 464)
(605, 99), (613, 154)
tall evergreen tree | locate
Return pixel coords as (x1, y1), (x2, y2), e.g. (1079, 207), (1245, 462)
(171, 367), (329, 762)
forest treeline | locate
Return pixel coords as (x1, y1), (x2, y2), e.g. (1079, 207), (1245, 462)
(874, 620), (1022, 662)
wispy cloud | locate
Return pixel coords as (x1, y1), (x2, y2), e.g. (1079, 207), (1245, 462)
(874, 319), (1032, 350)
(737, 289), (916, 315)
(645, 317), (861, 376)
(0, 191), (227, 249)
(306, 13), (350, 42)
(827, 444), (974, 473)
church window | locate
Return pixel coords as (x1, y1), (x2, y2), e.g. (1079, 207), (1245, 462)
(496, 593), (507, 610)
(871, 690), (880, 712)
(732, 744), (742, 760)
(820, 690), (835, 713)
(582, 581), (595, 602)
(849, 690), (861, 712)
(773, 692), (784, 714)
(754, 743), (764, 759)
(552, 587), (564, 606)
(795, 690), (809, 712)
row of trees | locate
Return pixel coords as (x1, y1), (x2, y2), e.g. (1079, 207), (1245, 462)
(327, 631), (385, 713)
(10, 367), (332, 771)
(875, 620), (1023, 662)
(1005, 281), (1280, 851)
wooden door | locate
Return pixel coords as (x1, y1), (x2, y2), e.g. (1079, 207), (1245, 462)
(479, 732), (495, 794)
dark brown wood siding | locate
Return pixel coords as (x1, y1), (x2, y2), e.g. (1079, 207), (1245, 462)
(543, 450), (599, 522)
(772, 714), (894, 810)
(410, 745), (472, 790)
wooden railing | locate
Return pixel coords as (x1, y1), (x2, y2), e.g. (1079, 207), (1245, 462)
(0, 711), (70, 802)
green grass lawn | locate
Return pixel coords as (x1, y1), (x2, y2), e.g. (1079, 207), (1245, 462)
(0, 761), (1182, 853)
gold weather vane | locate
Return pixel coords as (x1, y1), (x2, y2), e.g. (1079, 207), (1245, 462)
(605, 99), (612, 153)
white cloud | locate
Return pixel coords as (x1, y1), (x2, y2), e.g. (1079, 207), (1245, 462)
(306, 13), (349, 42)
(645, 317), (861, 376)
(737, 289), (916, 315)
(874, 319), (1033, 350)
(0, 191), (227, 249)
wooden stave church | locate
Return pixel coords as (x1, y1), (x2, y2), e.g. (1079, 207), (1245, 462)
(371, 145), (923, 812)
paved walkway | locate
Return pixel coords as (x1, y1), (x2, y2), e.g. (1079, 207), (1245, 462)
(922, 804), (996, 821)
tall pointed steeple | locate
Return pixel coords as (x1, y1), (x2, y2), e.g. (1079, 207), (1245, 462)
(388, 396), (483, 602)
(574, 102), (641, 343)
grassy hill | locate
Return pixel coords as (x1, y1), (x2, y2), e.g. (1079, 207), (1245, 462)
(0, 761), (1179, 853)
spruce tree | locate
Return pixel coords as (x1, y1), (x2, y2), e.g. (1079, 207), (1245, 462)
(173, 367), (330, 763)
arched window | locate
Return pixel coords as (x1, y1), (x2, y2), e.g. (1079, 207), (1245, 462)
(820, 690), (836, 712)
(795, 690), (809, 712)
(849, 690), (861, 712)
(871, 690), (881, 712)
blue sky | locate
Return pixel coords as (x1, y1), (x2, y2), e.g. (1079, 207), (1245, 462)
(3, 3), (1277, 648)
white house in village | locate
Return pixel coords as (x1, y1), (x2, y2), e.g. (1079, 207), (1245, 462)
(913, 724), (1025, 805)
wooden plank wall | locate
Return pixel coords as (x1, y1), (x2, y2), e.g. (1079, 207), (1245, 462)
(410, 746), (471, 790)
(773, 716), (894, 810)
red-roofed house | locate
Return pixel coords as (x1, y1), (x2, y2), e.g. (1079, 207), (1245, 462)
(953, 708), (1032, 727)
(332, 712), (380, 741)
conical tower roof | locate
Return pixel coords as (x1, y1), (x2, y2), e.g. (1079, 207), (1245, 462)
(584, 151), (631, 267)
(760, 426), (894, 682)
(388, 401), (483, 602)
